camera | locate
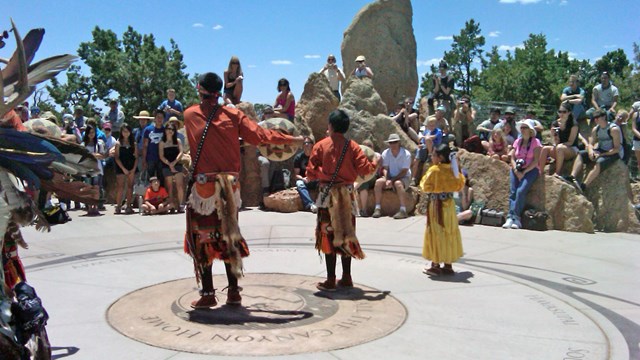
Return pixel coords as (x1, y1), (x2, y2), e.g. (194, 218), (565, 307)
(515, 159), (526, 172)
(553, 128), (560, 135)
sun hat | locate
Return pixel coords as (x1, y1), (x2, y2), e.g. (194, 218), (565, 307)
(133, 110), (153, 120)
(168, 116), (183, 129)
(355, 55), (366, 62)
(384, 133), (401, 143)
(504, 106), (516, 115)
(517, 119), (536, 138)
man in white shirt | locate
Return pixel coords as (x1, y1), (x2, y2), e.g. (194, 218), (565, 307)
(587, 72), (619, 122)
(372, 133), (412, 219)
(319, 54), (346, 101)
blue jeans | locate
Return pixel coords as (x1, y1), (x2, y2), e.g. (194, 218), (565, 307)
(509, 168), (539, 221)
(296, 179), (317, 209)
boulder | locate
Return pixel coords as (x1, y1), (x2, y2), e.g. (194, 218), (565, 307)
(263, 188), (303, 213)
(361, 186), (419, 216)
(585, 160), (640, 232)
(457, 150), (595, 233)
(236, 102), (263, 207)
(341, 0), (417, 111)
(297, 73), (340, 142)
(340, 77), (416, 154)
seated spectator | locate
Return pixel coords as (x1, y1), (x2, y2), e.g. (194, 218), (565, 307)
(502, 121), (516, 146)
(586, 72), (619, 122)
(142, 176), (172, 215)
(538, 102), (579, 177)
(503, 120), (542, 230)
(294, 136), (318, 213)
(494, 106), (518, 141)
(456, 171), (475, 224)
(352, 55), (373, 79)
(372, 133), (412, 219)
(477, 107), (501, 142)
(356, 139), (381, 217)
(432, 61), (454, 120)
(563, 109), (623, 195)
(433, 105), (450, 135)
(411, 116), (443, 186)
(451, 95), (476, 146)
(560, 74), (587, 125)
(273, 78), (296, 121)
(390, 97), (420, 143)
(486, 128), (510, 163)
(223, 56), (244, 105)
(523, 108), (544, 141)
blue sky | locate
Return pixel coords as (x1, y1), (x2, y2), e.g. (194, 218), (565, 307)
(4, 0), (639, 108)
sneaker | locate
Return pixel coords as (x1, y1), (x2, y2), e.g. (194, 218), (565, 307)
(190, 294), (217, 309)
(310, 204), (318, 214)
(124, 206), (135, 215)
(225, 286), (242, 306)
(359, 209), (368, 218)
(177, 205), (185, 214)
(559, 175), (574, 185)
(316, 278), (337, 291)
(114, 206), (121, 215)
(511, 218), (522, 229)
(393, 209), (408, 219)
(571, 179), (584, 195)
(337, 275), (353, 288)
(502, 217), (514, 229)
(372, 208), (382, 218)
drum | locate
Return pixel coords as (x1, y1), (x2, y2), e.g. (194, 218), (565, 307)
(23, 118), (62, 138)
(257, 118), (299, 161)
(356, 145), (377, 183)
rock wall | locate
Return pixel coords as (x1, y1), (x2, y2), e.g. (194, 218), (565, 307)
(296, 73), (339, 142)
(341, 0), (417, 111)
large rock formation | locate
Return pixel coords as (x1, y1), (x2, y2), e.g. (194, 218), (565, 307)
(341, 0), (417, 111)
(296, 73), (339, 142)
(237, 102), (263, 207)
(457, 150), (595, 233)
(340, 77), (417, 154)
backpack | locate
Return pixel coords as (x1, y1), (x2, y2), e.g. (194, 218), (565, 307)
(606, 124), (631, 164)
(269, 169), (291, 193)
(44, 205), (71, 225)
(462, 135), (485, 154)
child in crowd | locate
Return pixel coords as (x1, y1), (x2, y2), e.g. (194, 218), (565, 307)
(420, 144), (466, 276)
(142, 176), (172, 215)
(411, 116), (443, 185)
(487, 128), (510, 163)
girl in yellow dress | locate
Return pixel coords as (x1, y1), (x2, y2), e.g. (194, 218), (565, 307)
(420, 144), (466, 276)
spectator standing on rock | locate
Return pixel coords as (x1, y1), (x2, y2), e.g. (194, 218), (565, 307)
(586, 72), (619, 122)
(421, 144), (466, 276)
(503, 120), (541, 230)
(319, 54), (346, 101)
(352, 55), (373, 79)
(372, 133), (412, 220)
(158, 88), (184, 123)
(273, 78), (296, 121)
(223, 56), (244, 105)
(306, 109), (376, 291)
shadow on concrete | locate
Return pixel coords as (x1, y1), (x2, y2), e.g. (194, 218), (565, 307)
(426, 271), (474, 283)
(51, 346), (80, 359)
(314, 288), (391, 301)
(187, 307), (313, 326)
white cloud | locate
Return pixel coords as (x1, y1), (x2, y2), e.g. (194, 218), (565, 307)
(497, 44), (523, 51)
(304, 55), (321, 59)
(499, 0), (542, 3)
(489, 31), (501, 38)
(603, 44), (618, 49)
(559, 0), (568, 5)
(434, 35), (453, 41)
(271, 60), (292, 65)
(568, 52), (578, 60)
(212, 25), (223, 30)
(192, 23), (204, 28)
(417, 58), (442, 67)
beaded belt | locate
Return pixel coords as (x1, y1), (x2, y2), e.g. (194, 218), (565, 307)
(426, 192), (454, 200)
(195, 172), (239, 184)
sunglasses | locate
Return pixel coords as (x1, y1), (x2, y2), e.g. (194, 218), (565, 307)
(557, 110), (568, 114)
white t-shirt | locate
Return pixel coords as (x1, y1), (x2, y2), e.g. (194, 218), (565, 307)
(382, 147), (412, 179)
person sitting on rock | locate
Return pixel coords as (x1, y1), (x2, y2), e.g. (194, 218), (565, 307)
(432, 104), (450, 135)
(372, 133), (412, 219)
(273, 78), (296, 121)
(451, 95), (476, 146)
(477, 107), (501, 143)
(494, 106), (519, 141)
(455, 169), (476, 224)
(142, 176), (172, 215)
(486, 128), (510, 163)
(563, 109), (623, 195)
(352, 55), (373, 79)
(538, 102), (579, 177)
(356, 139), (381, 217)
(390, 97), (420, 143)
(411, 116), (442, 186)
(294, 136), (318, 213)
(586, 71), (619, 122)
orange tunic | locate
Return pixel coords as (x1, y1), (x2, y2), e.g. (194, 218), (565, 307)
(306, 133), (374, 185)
(184, 103), (292, 175)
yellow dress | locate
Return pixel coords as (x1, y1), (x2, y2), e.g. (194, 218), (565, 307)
(420, 163), (465, 263)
